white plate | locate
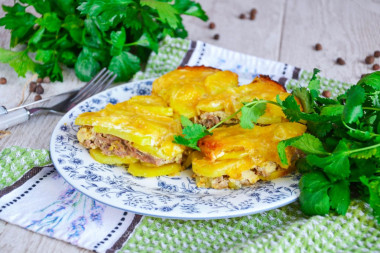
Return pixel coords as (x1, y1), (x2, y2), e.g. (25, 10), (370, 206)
(50, 79), (301, 220)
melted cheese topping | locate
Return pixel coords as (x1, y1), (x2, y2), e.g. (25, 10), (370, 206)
(152, 66), (239, 118)
(193, 122), (307, 178)
(196, 76), (295, 124)
(75, 95), (185, 160)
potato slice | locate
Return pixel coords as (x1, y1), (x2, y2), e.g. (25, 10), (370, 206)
(90, 149), (137, 164)
(128, 162), (182, 177)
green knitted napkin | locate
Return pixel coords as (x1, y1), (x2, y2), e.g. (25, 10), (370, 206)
(0, 146), (378, 252)
(0, 146), (51, 190)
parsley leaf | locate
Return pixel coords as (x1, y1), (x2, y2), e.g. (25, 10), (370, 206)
(29, 28), (45, 45)
(309, 68), (321, 99)
(240, 101), (267, 129)
(299, 171), (331, 215)
(343, 85), (366, 123)
(320, 105), (344, 116)
(306, 121), (333, 138)
(292, 87), (314, 113)
(36, 58), (63, 82)
(350, 159), (378, 182)
(281, 95), (304, 121)
(277, 133), (329, 165)
(20, 0), (51, 14)
(78, 0), (135, 31)
(35, 49), (54, 63)
(360, 176), (380, 223)
(280, 95), (331, 122)
(306, 140), (350, 182)
(108, 51), (140, 82)
(132, 32), (159, 53)
(141, 0), (180, 29)
(62, 15), (84, 44)
(173, 0), (208, 21)
(0, 48), (36, 77)
(357, 71), (380, 90)
(329, 180), (350, 215)
(75, 51), (101, 82)
(0, 4), (36, 47)
(110, 28), (127, 56)
(35, 12), (62, 32)
(173, 116), (212, 151)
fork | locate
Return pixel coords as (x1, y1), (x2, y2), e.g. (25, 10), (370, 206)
(0, 68), (117, 130)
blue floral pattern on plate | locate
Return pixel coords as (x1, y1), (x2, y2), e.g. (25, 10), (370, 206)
(50, 79), (300, 220)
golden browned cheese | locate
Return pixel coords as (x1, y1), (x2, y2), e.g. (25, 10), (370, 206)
(75, 95), (185, 162)
(196, 75), (295, 124)
(152, 66), (239, 118)
(193, 122), (307, 180)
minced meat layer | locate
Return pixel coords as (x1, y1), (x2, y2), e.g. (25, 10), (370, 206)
(78, 127), (180, 166)
(194, 111), (239, 128)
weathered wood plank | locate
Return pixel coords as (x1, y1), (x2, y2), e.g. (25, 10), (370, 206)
(0, 221), (89, 253)
(279, 0), (380, 84)
(182, 0), (286, 60)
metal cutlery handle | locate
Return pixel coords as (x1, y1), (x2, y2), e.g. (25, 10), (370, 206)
(0, 106), (7, 116)
(0, 108), (30, 130)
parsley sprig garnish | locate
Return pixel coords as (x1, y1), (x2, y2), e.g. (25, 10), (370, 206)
(173, 98), (275, 150)
(174, 70), (380, 222)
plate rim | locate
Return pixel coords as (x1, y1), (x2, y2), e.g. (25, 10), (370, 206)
(50, 78), (299, 220)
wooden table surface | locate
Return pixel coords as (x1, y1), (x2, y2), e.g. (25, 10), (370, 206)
(1, 0), (379, 252)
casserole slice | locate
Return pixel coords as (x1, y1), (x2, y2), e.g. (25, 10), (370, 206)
(195, 75), (293, 127)
(192, 122), (307, 189)
(152, 66), (239, 118)
(75, 95), (185, 176)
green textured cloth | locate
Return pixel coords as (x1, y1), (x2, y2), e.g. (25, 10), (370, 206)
(0, 146), (51, 190)
(1, 37), (378, 252)
(0, 146), (378, 252)
(123, 201), (379, 253)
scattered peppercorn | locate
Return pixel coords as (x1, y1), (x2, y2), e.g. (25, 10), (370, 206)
(43, 76), (51, 83)
(336, 58), (345, 65)
(34, 94), (42, 101)
(315, 43), (322, 51)
(322, 90), (332, 98)
(29, 81), (37, 92)
(249, 9), (257, 20)
(373, 64), (380, 71)
(37, 77), (43, 83)
(365, 55), (375, 64)
(374, 51), (380, 58)
(209, 22), (215, 29)
(35, 84), (44, 94)
(0, 77), (6, 84)
(239, 14), (246, 19)
(213, 34), (220, 40)
(361, 73), (369, 79)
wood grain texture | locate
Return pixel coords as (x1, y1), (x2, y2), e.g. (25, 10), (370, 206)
(182, 0), (286, 60)
(279, 0), (380, 84)
(0, 0), (380, 252)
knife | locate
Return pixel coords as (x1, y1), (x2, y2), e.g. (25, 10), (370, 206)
(0, 89), (80, 130)
(0, 89), (80, 116)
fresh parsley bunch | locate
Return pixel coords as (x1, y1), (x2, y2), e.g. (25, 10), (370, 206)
(0, 0), (208, 82)
(174, 70), (380, 222)
(277, 70), (380, 222)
